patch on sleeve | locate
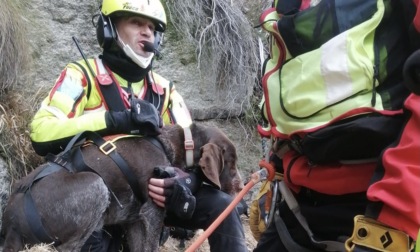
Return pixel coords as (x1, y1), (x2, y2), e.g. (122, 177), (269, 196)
(47, 68), (85, 116)
(56, 68), (84, 101)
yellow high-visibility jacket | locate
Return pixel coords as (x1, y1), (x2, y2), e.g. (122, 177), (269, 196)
(30, 58), (192, 155)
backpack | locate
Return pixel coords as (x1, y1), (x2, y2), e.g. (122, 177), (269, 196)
(258, 0), (412, 164)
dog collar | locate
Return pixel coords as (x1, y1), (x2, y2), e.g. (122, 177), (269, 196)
(183, 127), (194, 167)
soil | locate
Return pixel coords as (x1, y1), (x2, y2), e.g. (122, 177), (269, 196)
(15, 205), (260, 252)
(160, 215), (258, 252)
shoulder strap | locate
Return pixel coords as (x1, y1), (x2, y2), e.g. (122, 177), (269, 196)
(143, 72), (167, 114)
(277, 180), (346, 251)
(95, 58), (127, 111)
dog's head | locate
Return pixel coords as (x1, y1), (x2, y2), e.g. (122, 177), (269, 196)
(198, 143), (224, 189)
(161, 123), (244, 196)
(197, 128), (244, 196)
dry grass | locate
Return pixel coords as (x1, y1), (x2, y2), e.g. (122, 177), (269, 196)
(19, 243), (57, 252)
(0, 0), (41, 181)
(165, 0), (260, 116)
(0, 0), (31, 92)
(160, 215), (258, 251)
(22, 215), (258, 252)
(0, 91), (45, 181)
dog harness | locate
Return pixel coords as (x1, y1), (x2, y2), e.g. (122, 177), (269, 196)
(21, 131), (168, 245)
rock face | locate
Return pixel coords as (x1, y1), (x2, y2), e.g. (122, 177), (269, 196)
(22, 0), (264, 161)
(0, 159), (10, 227)
(25, 0), (260, 119)
(21, 0), (265, 172)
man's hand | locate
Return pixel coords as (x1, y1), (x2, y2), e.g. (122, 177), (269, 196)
(130, 98), (163, 134)
(148, 166), (201, 220)
(105, 98), (162, 136)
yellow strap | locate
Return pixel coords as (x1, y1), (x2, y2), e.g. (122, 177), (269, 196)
(104, 134), (142, 143)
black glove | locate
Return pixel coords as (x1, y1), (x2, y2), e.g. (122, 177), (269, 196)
(236, 198), (248, 217)
(153, 166), (202, 220)
(105, 98), (162, 136)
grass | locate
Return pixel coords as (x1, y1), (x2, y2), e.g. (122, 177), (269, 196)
(0, 0), (41, 181)
(0, 90), (45, 181)
(0, 0), (30, 91)
(164, 0), (260, 117)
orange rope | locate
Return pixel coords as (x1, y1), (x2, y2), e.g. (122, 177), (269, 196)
(185, 168), (270, 252)
(258, 159), (275, 181)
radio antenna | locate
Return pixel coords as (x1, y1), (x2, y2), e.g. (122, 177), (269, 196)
(72, 36), (96, 78)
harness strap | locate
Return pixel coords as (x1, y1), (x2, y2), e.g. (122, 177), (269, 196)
(72, 146), (125, 208)
(278, 181), (346, 252)
(274, 209), (315, 252)
(145, 136), (167, 154)
(265, 179), (280, 226)
(82, 131), (147, 205)
(63, 130), (169, 205)
(22, 131), (165, 245)
(145, 72), (166, 114)
(49, 131), (148, 204)
(95, 58), (127, 111)
(24, 164), (64, 245)
(183, 127), (194, 167)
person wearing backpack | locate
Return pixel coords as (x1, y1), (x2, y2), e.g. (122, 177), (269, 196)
(251, 0), (420, 251)
(29, 0), (247, 251)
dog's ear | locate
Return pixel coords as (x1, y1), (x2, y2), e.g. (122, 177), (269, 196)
(198, 143), (224, 189)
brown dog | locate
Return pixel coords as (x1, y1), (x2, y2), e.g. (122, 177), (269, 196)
(1, 123), (243, 252)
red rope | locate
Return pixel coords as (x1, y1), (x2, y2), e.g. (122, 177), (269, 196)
(185, 168), (270, 252)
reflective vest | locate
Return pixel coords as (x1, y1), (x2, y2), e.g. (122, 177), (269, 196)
(259, 0), (406, 138)
(30, 57), (192, 147)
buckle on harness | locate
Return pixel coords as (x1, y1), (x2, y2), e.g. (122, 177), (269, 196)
(99, 141), (116, 155)
(184, 139), (194, 150)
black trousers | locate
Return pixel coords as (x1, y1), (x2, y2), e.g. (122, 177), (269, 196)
(82, 185), (247, 252)
(165, 184), (247, 252)
(254, 190), (368, 252)
(81, 225), (124, 252)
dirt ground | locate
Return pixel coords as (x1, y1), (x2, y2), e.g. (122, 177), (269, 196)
(17, 215), (258, 252)
(160, 215), (258, 252)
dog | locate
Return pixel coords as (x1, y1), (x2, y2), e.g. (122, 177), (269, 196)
(1, 123), (244, 251)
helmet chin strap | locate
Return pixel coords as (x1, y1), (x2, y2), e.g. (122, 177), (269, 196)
(116, 31), (154, 69)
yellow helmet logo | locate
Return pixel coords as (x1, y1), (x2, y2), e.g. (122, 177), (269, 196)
(122, 2), (139, 12)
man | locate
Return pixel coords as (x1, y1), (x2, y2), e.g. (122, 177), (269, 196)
(30, 0), (247, 251)
(252, 0), (420, 251)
